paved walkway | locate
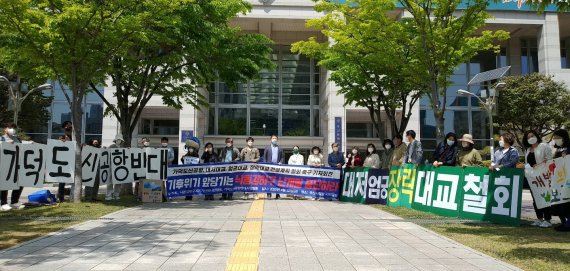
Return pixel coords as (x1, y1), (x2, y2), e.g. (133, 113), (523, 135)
(0, 197), (521, 271)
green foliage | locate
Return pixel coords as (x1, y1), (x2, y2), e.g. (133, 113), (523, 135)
(525, 0), (570, 12)
(292, 0), (428, 139)
(495, 73), (570, 147)
(89, 0), (274, 144)
(399, 0), (509, 140)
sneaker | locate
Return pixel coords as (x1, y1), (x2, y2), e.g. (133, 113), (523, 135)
(105, 195), (113, 201)
(11, 202), (25, 210)
(530, 219), (542, 227)
(539, 220), (552, 228)
(1, 204), (12, 211)
(114, 193), (120, 200)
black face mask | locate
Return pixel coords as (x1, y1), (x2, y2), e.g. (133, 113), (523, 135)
(65, 127), (72, 132)
(93, 144), (100, 148)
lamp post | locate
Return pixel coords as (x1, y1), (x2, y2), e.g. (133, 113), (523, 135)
(457, 82), (505, 162)
(0, 76), (52, 127)
(262, 124), (266, 136)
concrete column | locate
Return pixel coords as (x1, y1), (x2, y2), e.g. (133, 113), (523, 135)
(324, 70), (346, 155)
(101, 78), (120, 147)
(538, 13), (562, 74)
(178, 105), (198, 161)
(508, 38), (522, 75)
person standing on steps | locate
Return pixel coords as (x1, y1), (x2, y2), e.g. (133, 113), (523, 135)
(262, 135), (284, 199)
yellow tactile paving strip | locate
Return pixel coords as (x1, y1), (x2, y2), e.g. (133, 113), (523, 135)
(225, 195), (265, 271)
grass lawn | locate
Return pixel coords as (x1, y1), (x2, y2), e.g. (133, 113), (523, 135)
(0, 195), (140, 250)
(373, 205), (570, 271)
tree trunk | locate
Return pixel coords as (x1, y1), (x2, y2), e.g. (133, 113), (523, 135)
(71, 68), (85, 203)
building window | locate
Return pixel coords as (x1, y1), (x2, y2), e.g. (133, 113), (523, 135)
(24, 81), (104, 144)
(139, 119), (180, 135)
(521, 39), (539, 74)
(208, 45), (320, 137)
(347, 123), (374, 138)
(562, 40), (569, 69)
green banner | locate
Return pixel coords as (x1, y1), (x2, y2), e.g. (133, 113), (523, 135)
(340, 167), (368, 203)
(341, 165), (524, 226)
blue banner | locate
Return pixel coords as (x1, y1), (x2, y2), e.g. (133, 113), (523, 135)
(166, 162), (342, 199)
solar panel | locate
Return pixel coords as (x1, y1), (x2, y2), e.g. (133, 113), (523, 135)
(467, 66), (511, 86)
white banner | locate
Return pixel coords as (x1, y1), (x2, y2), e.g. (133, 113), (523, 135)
(551, 156), (570, 205)
(110, 148), (131, 184)
(129, 148), (147, 181)
(99, 149), (112, 185)
(0, 142), (21, 190)
(147, 148), (168, 180)
(18, 143), (46, 188)
(81, 145), (101, 187)
(45, 139), (76, 184)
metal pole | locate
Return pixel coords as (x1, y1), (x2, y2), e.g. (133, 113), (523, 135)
(488, 103), (494, 162)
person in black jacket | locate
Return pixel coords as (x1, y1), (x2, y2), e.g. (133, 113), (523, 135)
(201, 142), (218, 200)
(432, 132), (458, 167)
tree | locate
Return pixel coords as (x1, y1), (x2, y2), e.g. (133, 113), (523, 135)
(495, 73), (570, 147)
(89, 0), (274, 146)
(0, 0), (141, 202)
(292, 0), (429, 140)
(527, 0), (570, 12)
(398, 0), (509, 142)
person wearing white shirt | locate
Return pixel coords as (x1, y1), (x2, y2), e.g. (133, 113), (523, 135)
(307, 146), (325, 200)
(288, 146), (304, 165)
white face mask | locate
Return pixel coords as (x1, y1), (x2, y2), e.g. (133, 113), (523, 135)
(6, 128), (15, 136)
(333, 147), (338, 152)
(554, 139), (564, 146)
(352, 150), (358, 154)
(226, 143), (232, 148)
(528, 137), (537, 145)
(161, 142), (168, 147)
(446, 140), (454, 146)
(384, 145), (391, 150)
(462, 142), (469, 148)
(313, 150), (319, 155)
(206, 147), (212, 152)
(271, 139), (278, 145)
(188, 148), (194, 153)
(368, 148), (374, 153)
(247, 141), (253, 147)
(143, 142), (150, 147)
(499, 140), (505, 148)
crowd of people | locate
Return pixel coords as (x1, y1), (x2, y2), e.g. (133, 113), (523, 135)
(2, 121), (570, 231)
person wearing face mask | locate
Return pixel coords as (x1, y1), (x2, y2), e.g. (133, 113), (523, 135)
(181, 138), (201, 201)
(160, 137), (175, 165)
(0, 122), (25, 211)
(346, 146), (363, 168)
(432, 132), (458, 167)
(403, 130), (423, 165)
(240, 137), (260, 199)
(522, 130), (554, 228)
(262, 135), (284, 199)
(288, 146), (304, 165)
(380, 139), (394, 169)
(551, 129), (570, 231)
(457, 134), (482, 167)
(307, 146), (325, 167)
(219, 138), (240, 200)
(328, 143), (345, 169)
(489, 132), (519, 171)
(140, 137), (151, 148)
(363, 144), (381, 169)
(62, 121), (73, 139)
(201, 142), (219, 200)
(392, 135), (407, 166)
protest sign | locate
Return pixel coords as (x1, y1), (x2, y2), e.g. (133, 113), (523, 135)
(45, 139), (75, 184)
(129, 148), (147, 181)
(81, 145), (100, 187)
(0, 142), (20, 190)
(365, 169), (390, 205)
(341, 167), (367, 203)
(99, 149), (112, 185)
(147, 148), (168, 180)
(166, 162), (341, 199)
(550, 157), (570, 205)
(18, 143), (46, 188)
(525, 162), (553, 210)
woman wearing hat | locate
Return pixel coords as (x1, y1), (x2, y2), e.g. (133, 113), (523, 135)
(457, 134), (482, 167)
(181, 137), (200, 201)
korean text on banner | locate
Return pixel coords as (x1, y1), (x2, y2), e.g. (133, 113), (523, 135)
(525, 162), (554, 210)
(45, 139), (75, 184)
(18, 143), (46, 188)
(341, 167), (368, 203)
(0, 142), (21, 190)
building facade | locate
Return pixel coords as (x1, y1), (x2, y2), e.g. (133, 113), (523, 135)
(96, 0), (570, 162)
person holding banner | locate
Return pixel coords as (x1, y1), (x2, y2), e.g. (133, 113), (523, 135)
(552, 129), (570, 231)
(328, 142), (345, 169)
(457, 134), (482, 167)
(379, 139), (394, 169)
(363, 144), (380, 169)
(219, 138), (240, 200)
(262, 135), (284, 199)
(0, 122), (24, 211)
(523, 130), (554, 228)
(289, 146), (305, 199)
(84, 138), (102, 201)
(432, 132), (458, 167)
(392, 135), (406, 166)
(404, 130), (424, 165)
(201, 142), (219, 200)
(240, 137), (260, 199)
(161, 137), (176, 165)
(105, 135), (125, 201)
(346, 146), (363, 168)
(490, 133), (520, 171)
(308, 146), (326, 200)
(181, 138), (201, 201)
